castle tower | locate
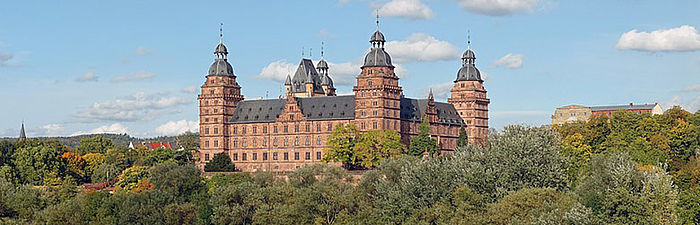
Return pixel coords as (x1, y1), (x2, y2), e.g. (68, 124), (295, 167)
(447, 38), (490, 145)
(198, 26), (243, 165)
(353, 16), (402, 131)
(317, 45), (336, 96)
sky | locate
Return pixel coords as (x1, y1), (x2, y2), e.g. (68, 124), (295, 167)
(0, 0), (699, 138)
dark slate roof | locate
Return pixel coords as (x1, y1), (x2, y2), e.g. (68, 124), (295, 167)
(590, 103), (657, 112)
(208, 59), (234, 76)
(298, 95), (355, 120)
(290, 59), (325, 94)
(363, 48), (393, 68)
(400, 98), (465, 125)
(230, 96), (355, 123)
(371, 30), (385, 42)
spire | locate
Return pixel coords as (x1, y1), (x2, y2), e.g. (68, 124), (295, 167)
(467, 30), (471, 49)
(285, 74), (292, 85)
(376, 9), (380, 31)
(19, 121), (26, 140)
(320, 42), (324, 59)
(219, 22), (223, 44)
(428, 89), (434, 100)
(214, 23), (228, 60)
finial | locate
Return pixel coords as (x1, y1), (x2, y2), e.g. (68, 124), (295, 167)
(467, 30), (471, 49)
(302, 47), (305, 57)
(219, 23), (224, 44)
(321, 42), (324, 59)
(310, 48), (313, 58)
(376, 9), (380, 30)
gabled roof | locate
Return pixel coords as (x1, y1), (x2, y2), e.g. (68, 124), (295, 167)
(290, 59), (325, 94)
(400, 98), (465, 125)
(590, 103), (657, 112)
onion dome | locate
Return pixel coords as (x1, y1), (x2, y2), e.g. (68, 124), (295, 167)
(362, 18), (393, 68)
(455, 47), (481, 82)
(370, 30), (385, 43)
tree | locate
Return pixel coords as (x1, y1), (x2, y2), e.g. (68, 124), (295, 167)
(76, 136), (115, 155)
(149, 162), (205, 201)
(323, 124), (360, 169)
(60, 152), (87, 182)
(115, 166), (150, 192)
(678, 186), (700, 224)
(204, 153), (236, 172)
(409, 119), (439, 157)
(456, 126), (469, 148)
(177, 131), (199, 162)
(487, 188), (596, 225)
(353, 130), (406, 169)
(12, 144), (67, 186)
(0, 140), (15, 167)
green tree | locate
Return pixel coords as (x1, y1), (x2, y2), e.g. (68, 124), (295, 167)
(0, 140), (15, 167)
(354, 130), (406, 169)
(177, 131), (199, 162)
(12, 144), (67, 186)
(456, 126), (469, 148)
(408, 119), (439, 157)
(323, 124), (360, 169)
(204, 153), (236, 172)
(149, 162), (206, 201)
(76, 136), (115, 155)
(678, 186), (700, 224)
(115, 166), (150, 192)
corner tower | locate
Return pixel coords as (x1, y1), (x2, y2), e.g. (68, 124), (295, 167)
(353, 17), (402, 131)
(447, 39), (490, 145)
(198, 27), (243, 166)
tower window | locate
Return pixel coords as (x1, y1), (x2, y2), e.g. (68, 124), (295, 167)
(213, 128), (218, 134)
(233, 127), (237, 134)
(210, 90), (214, 94)
(214, 140), (218, 147)
(295, 125), (299, 132)
(205, 128), (209, 134)
(252, 153), (257, 160)
(284, 125), (288, 133)
(204, 141), (209, 147)
(274, 126), (278, 133)
(273, 152), (278, 160)
(368, 81), (373, 86)
(273, 138), (278, 146)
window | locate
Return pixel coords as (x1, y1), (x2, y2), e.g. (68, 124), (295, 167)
(205, 128), (209, 134)
(214, 109), (218, 113)
(233, 153), (238, 161)
(214, 140), (219, 147)
(361, 122), (366, 129)
(263, 139), (268, 146)
(233, 140), (238, 147)
(373, 101), (378, 106)
(274, 126), (278, 133)
(273, 138), (278, 146)
(289, 115), (294, 120)
(204, 141), (209, 147)
(295, 125), (299, 132)
(214, 127), (218, 134)
(289, 106), (293, 110)
(242, 153), (247, 161)
(284, 138), (289, 146)
(233, 127), (237, 134)
(305, 152), (311, 160)
(305, 137), (310, 145)
(205, 153), (210, 161)
(305, 124), (310, 132)
(294, 152), (300, 160)
(242, 126), (246, 134)
(294, 137), (299, 146)
(368, 80), (373, 86)
(316, 123), (321, 132)
(214, 118), (218, 122)
(284, 152), (289, 160)
(263, 126), (268, 133)
(252, 139), (257, 147)
(373, 111), (377, 116)
(205, 118), (209, 122)
(316, 152), (321, 160)
(263, 153), (268, 161)
(284, 125), (288, 133)
(242, 140), (247, 147)
(328, 123), (332, 131)
(273, 152), (278, 160)
(316, 137), (321, 145)
(373, 121), (378, 129)
(253, 126), (257, 134)
(252, 153), (257, 160)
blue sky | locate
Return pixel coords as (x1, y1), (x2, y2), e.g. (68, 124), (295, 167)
(1, 0), (699, 137)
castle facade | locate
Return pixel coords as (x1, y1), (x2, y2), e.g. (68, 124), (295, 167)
(197, 22), (489, 172)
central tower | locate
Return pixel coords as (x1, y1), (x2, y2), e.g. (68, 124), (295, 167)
(353, 18), (402, 132)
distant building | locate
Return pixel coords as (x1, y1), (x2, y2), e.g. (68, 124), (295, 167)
(552, 103), (663, 125)
(19, 122), (26, 141)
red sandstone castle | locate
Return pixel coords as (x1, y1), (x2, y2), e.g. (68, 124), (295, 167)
(197, 21), (489, 172)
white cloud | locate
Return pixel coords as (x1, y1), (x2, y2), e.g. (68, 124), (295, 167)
(386, 33), (459, 63)
(492, 53), (524, 69)
(41, 124), (64, 136)
(182, 86), (198, 93)
(155, 120), (199, 136)
(72, 123), (129, 136)
(133, 46), (152, 55)
(319, 29), (337, 39)
(75, 71), (98, 82)
(255, 60), (297, 82)
(76, 92), (190, 122)
(375, 0), (435, 20)
(454, 0), (542, 16)
(420, 82), (453, 100)
(660, 95), (700, 113)
(682, 83), (700, 92)
(111, 72), (156, 82)
(0, 52), (13, 67)
(256, 57), (410, 86)
(616, 25), (700, 52)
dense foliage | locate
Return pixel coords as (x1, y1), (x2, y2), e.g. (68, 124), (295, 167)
(204, 153), (236, 172)
(0, 108), (699, 224)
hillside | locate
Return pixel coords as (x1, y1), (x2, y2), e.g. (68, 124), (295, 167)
(0, 133), (177, 148)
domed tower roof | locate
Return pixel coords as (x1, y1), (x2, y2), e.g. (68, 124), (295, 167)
(362, 16), (394, 68)
(215, 43), (228, 55)
(316, 58), (328, 69)
(455, 39), (482, 82)
(208, 26), (235, 76)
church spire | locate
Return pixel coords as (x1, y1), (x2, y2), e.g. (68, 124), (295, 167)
(19, 121), (26, 141)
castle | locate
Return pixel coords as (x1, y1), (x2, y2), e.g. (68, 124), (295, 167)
(197, 21), (489, 172)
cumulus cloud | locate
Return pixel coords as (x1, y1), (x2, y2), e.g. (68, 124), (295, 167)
(155, 120), (199, 136)
(374, 0), (435, 20)
(420, 82), (453, 100)
(454, 0), (542, 16)
(41, 124), (64, 136)
(255, 60), (297, 82)
(75, 71), (98, 82)
(682, 83), (700, 92)
(133, 46), (152, 55)
(0, 52), (13, 67)
(111, 72), (156, 82)
(72, 123), (129, 136)
(256, 57), (409, 86)
(616, 25), (700, 52)
(75, 92), (190, 122)
(182, 86), (198, 93)
(386, 33), (459, 63)
(492, 53), (524, 69)
(660, 95), (700, 113)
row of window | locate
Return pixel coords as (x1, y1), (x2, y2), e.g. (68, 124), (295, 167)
(203, 152), (322, 162)
(231, 123), (335, 135)
(232, 136), (324, 148)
